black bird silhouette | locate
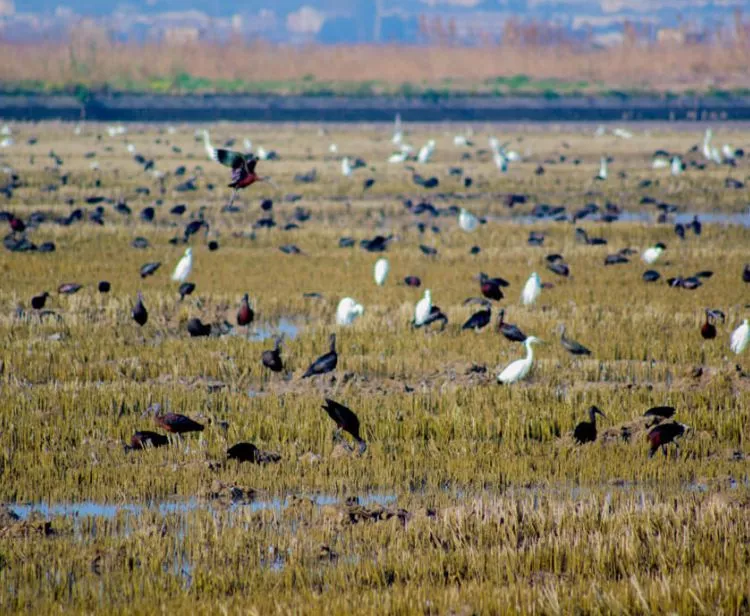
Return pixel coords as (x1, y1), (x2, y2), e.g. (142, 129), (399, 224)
(690, 216), (701, 235)
(237, 293), (254, 327)
(496, 309), (527, 342)
(154, 412), (204, 435)
(279, 244), (302, 255)
(643, 405), (676, 427)
(700, 309), (725, 339)
(559, 325), (591, 355)
(742, 264), (750, 283)
(546, 261), (570, 277)
(187, 318), (211, 337)
(132, 292), (148, 326)
(31, 291), (49, 310)
(674, 223), (685, 240)
(462, 303), (491, 331)
(178, 282), (195, 301)
(126, 431), (169, 451)
(477, 272), (508, 301)
(227, 442), (281, 464)
(322, 398), (366, 454)
(573, 406), (606, 444)
(403, 276), (421, 288)
(140, 262), (161, 278)
(648, 422), (687, 457)
(642, 270), (660, 282)
(303, 334), (338, 378)
(98, 281), (111, 293)
(262, 337), (284, 373)
(419, 244), (438, 256)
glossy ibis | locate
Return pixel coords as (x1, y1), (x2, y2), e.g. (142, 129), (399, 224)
(262, 337), (284, 373)
(642, 270), (660, 282)
(322, 398), (366, 454)
(496, 309), (527, 342)
(31, 292), (49, 310)
(154, 412), (204, 435)
(172, 247), (192, 282)
(125, 431), (169, 451)
(178, 282), (195, 301)
(573, 406), (606, 444)
(730, 319), (749, 354)
(743, 264), (750, 283)
(336, 298), (364, 326)
(187, 318), (211, 337)
(462, 302), (491, 331)
(642, 242), (666, 265)
(690, 216), (701, 235)
(644, 405), (676, 427)
(374, 258), (389, 286)
(140, 261), (161, 278)
(674, 223), (685, 240)
(132, 292), (148, 326)
(302, 334), (337, 378)
(227, 442), (281, 464)
(58, 283), (82, 295)
(205, 142), (272, 206)
(497, 336), (543, 384)
(477, 272), (508, 301)
(701, 309), (724, 340)
(404, 276), (421, 288)
(521, 273), (541, 306)
(237, 293), (254, 327)
(559, 325), (591, 356)
(648, 422), (687, 457)
(546, 260), (570, 277)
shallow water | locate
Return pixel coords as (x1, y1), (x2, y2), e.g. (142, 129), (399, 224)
(239, 318), (300, 341)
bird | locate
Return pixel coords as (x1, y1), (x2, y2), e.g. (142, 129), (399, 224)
(743, 264), (750, 284)
(302, 334), (338, 378)
(674, 223), (685, 240)
(414, 289), (432, 327)
(462, 302), (491, 332)
(546, 260), (570, 277)
(125, 431), (169, 451)
(178, 282), (196, 301)
(730, 319), (749, 354)
(701, 309), (725, 340)
(98, 281), (111, 293)
(642, 270), (660, 283)
(642, 242), (666, 265)
(187, 318), (211, 337)
(595, 157), (608, 180)
(154, 412), (204, 435)
(497, 336), (543, 384)
(404, 276), (421, 288)
(458, 208), (479, 232)
(204, 138), (272, 206)
(58, 283), (82, 295)
(336, 298), (364, 326)
(559, 325), (591, 356)
(227, 442), (280, 464)
(31, 292), (49, 310)
(132, 292), (148, 326)
(172, 247), (192, 282)
(237, 293), (254, 328)
(648, 422), (687, 458)
(496, 309), (527, 342)
(262, 337), (284, 373)
(643, 406), (676, 427)
(417, 139), (435, 164)
(140, 262), (161, 278)
(573, 406), (606, 444)
(477, 273), (508, 301)
(670, 156), (683, 175)
(521, 273), (541, 306)
(322, 398), (366, 454)
(374, 258), (389, 286)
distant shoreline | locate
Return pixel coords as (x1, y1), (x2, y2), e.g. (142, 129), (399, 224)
(1, 93), (749, 123)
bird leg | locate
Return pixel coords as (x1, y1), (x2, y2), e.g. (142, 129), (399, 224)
(227, 188), (238, 208)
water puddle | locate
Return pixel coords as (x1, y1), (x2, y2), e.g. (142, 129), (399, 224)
(249, 318), (300, 341)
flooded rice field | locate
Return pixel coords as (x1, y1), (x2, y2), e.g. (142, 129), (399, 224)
(0, 121), (748, 613)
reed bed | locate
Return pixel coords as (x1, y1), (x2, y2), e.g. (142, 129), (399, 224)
(0, 122), (748, 613)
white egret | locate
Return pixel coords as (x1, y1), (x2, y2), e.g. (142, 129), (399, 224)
(0, 124), (11, 136)
(459, 208), (479, 233)
(172, 247), (193, 283)
(256, 146), (269, 161)
(722, 144), (735, 162)
(497, 336), (543, 384)
(598, 157), (608, 180)
(201, 130), (214, 160)
(374, 258), (389, 286)
(414, 289), (432, 326)
(730, 319), (749, 354)
(613, 128), (632, 139)
(336, 297), (364, 326)
(0, 137), (13, 148)
(642, 242), (666, 265)
(417, 140), (435, 164)
(341, 156), (352, 177)
(494, 150), (508, 172)
(702, 128), (713, 161)
(670, 156), (683, 176)
(652, 157), (669, 169)
(392, 113), (403, 145)
(329, 143), (338, 154)
(521, 273), (541, 306)
(243, 138), (253, 152)
(388, 150), (408, 164)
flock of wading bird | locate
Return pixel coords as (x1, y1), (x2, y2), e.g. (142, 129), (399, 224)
(2, 121), (749, 463)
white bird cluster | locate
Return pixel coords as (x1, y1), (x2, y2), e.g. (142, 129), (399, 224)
(107, 125), (127, 137)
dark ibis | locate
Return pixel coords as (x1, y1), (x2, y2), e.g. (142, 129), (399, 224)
(700, 309), (725, 339)
(546, 260), (570, 277)
(643, 406), (676, 427)
(132, 292), (148, 326)
(98, 281), (111, 293)
(477, 272), (508, 301)
(674, 223), (685, 240)
(187, 318), (211, 337)
(154, 412), (205, 435)
(262, 337), (284, 373)
(573, 406), (606, 444)
(7, 213), (25, 235)
(178, 282), (195, 301)
(206, 146), (271, 206)
(125, 431), (169, 451)
(227, 442), (281, 464)
(559, 325), (591, 356)
(58, 283), (82, 295)
(642, 270), (660, 282)
(743, 264), (750, 283)
(237, 293), (254, 328)
(279, 244), (302, 255)
(648, 422), (687, 458)
(419, 244), (438, 256)
(404, 276), (421, 288)
(690, 216), (701, 235)
(527, 231), (545, 246)
(140, 262), (161, 278)
(302, 334), (337, 378)
(462, 302), (491, 332)
(31, 292), (49, 310)
(496, 309), (527, 342)
(322, 398), (366, 454)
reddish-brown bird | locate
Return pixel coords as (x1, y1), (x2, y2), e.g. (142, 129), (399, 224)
(262, 337), (284, 373)
(207, 146), (274, 206)
(237, 293), (254, 327)
(125, 430), (169, 451)
(154, 412), (204, 435)
(648, 422), (687, 458)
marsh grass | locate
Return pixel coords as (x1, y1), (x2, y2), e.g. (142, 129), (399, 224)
(0, 123), (748, 613)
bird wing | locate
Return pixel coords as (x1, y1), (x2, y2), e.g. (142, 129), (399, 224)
(210, 148), (248, 169)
